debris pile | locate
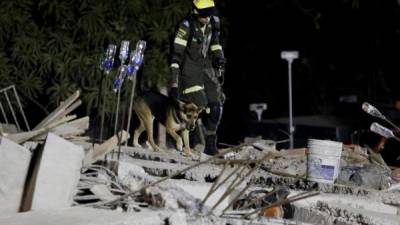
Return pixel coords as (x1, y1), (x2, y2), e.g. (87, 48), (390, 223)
(1, 92), (400, 225)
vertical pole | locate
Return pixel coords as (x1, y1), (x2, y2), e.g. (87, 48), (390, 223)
(114, 90), (121, 135)
(0, 101), (9, 124)
(111, 90), (122, 160)
(4, 91), (21, 131)
(288, 61), (294, 149)
(125, 75), (137, 147)
(12, 86), (30, 131)
(98, 72), (106, 143)
(158, 87), (167, 149)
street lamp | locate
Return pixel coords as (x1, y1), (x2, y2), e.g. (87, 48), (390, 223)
(249, 103), (267, 121)
(281, 51), (299, 149)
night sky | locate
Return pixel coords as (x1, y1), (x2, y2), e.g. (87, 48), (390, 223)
(217, 0), (400, 148)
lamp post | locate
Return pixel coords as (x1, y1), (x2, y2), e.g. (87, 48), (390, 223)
(281, 51), (299, 149)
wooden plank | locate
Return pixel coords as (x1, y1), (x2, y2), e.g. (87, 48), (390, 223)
(83, 131), (129, 166)
(56, 100), (82, 120)
(67, 116), (89, 129)
(33, 90), (80, 130)
(7, 115), (76, 144)
(33, 117), (89, 141)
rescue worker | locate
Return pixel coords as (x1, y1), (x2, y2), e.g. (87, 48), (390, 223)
(169, 0), (226, 157)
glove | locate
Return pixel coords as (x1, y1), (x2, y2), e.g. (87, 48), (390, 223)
(213, 57), (226, 70)
(169, 87), (179, 100)
(170, 66), (180, 85)
(169, 65), (180, 99)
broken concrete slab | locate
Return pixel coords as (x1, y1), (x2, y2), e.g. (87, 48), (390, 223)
(292, 191), (400, 225)
(90, 184), (118, 202)
(166, 179), (231, 214)
(118, 161), (156, 191)
(26, 133), (84, 211)
(0, 207), (165, 225)
(251, 139), (280, 152)
(316, 201), (400, 225)
(123, 145), (196, 166)
(118, 161), (208, 213)
(1, 206), (300, 225)
(0, 137), (31, 213)
(121, 157), (222, 181)
(391, 167), (400, 181)
(294, 192), (399, 215)
(293, 206), (337, 225)
(337, 164), (391, 190)
(262, 153), (306, 178)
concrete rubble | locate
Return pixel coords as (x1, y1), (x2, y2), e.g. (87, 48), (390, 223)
(0, 137), (31, 213)
(1, 92), (400, 225)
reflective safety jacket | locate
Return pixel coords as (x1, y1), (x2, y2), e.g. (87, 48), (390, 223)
(170, 15), (225, 86)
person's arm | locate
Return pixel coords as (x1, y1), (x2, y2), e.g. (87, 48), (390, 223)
(210, 16), (226, 67)
(170, 20), (190, 88)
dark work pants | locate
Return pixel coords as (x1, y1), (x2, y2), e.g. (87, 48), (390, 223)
(179, 66), (224, 134)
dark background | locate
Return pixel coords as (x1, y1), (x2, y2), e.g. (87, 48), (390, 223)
(1, 0), (400, 165)
(218, 1), (400, 141)
(215, 0), (400, 165)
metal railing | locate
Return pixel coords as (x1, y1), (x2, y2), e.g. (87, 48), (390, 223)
(0, 85), (30, 132)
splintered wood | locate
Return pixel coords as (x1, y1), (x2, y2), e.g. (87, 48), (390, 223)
(1, 90), (88, 144)
(83, 131), (129, 166)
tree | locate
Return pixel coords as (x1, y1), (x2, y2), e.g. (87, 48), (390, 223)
(0, 0), (201, 131)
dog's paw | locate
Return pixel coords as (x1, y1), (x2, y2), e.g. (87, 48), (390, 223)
(199, 152), (213, 161)
(176, 138), (183, 152)
(153, 146), (164, 152)
(133, 142), (141, 148)
(183, 148), (192, 157)
(188, 151), (202, 161)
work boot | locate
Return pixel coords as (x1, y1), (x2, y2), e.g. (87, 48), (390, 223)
(204, 134), (218, 156)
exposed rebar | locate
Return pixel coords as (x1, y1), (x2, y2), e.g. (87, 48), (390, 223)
(103, 143), (249, 206)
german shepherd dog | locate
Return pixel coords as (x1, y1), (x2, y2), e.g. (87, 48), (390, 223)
(132, 91), (203, 156)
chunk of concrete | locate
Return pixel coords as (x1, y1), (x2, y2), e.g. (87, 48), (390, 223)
(0, 207), (165, 225)
(29, 133), (84, 210)
(90, 184), (118, 202)
(165, 179), (231, 214)
(0, 137), (31, 213)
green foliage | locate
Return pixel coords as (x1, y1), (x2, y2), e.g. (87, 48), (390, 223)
(0, 0), (201, 118)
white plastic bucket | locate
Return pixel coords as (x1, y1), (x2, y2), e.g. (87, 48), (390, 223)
(306, 139), (343, 184)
